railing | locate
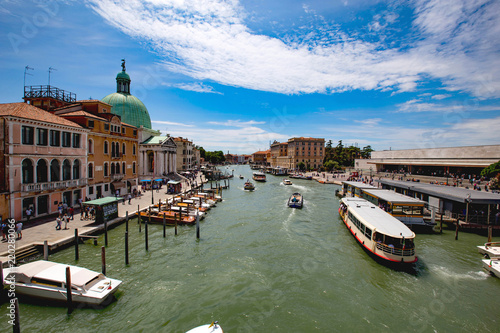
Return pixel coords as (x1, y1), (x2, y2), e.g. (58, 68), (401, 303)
(24, 85), (76, 103)
(376, 242), (415, 257)
(111, 174), (124, 181)
(21, 179), (87, 192)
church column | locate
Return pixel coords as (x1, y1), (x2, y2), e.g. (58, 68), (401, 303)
(163, 152), (167, 175)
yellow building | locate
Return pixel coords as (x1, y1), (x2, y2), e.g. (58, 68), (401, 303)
(287, 137), (325, 170)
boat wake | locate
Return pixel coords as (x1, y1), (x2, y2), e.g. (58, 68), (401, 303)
(291, 184), (308, 192)
(430, 265), (489, 281)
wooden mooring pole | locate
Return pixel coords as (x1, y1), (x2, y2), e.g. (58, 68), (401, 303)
(487, 204), (492, 243)
(439, 213), (443, 234)
(137, 205), (140, 223)
(125, 231), (129, 265)
(101, 246), (106, 275)
(43, 240), (49, 260)
(455, 219), (459, 241)
(104, 219), (108, 247)
(196, 210), (200, 239)
(74, 229), (79, 261)
(145, 220), (149, 251)
(126, 211), (129, 233)
(13, 298), (20, 333)
(163, 214), (166, 238)
(66, 267), (73, 315)
(175, 213), (178, 236)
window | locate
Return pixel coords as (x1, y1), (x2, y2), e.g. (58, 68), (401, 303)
(62, 132), (71, 147)
(133, 144), (136, 155)
(36, 159), (48, 183)
(72, 133), (80, 148)
(37, 195), (48, 215)
(88, 163), (93, 179)
(50, 159), (60, 181)
(62, 159), (71, 180)
(104, 123), (109, 131)
(111, 163), (115, 175)
(122, 162), (126, 174)
(133, 162), (136, 174)
(88, 120), (94, 128)
(133, 130), (137, 136)
(50, 130), (60, 146)
(88, 139), (94, 154)
(36, 128), (48, 146)
(22, 126), (34, 145)
(72, 160), (80, 179)
(104, 141), (109, 154)
(104, 163), (108, 176)
(22, 159), (34, 183)
(121, 127), (125, 134)
(104, 184), (109, 192)
(89, 186), (94, 195)
(122, 143), (126, 155)
(111, 142), (116, 157)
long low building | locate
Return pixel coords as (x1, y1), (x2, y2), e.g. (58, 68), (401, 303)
(355, 144), (500, 177)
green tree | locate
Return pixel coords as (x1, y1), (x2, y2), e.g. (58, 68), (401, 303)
(481, 160), (500, 178)
(324, 160), (340, 171)
(297, 162), (306, 171)
(361, 145), (374, 159)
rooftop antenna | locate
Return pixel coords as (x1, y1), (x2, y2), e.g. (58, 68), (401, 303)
(48, 66), (57, 86)
(24, 65), (34, 88)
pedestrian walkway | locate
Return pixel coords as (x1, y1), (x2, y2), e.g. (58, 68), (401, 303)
(0, 174), (206, 260)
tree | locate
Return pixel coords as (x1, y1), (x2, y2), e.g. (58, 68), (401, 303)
(297, 162), (306, 171)
(361, 145), (374, 159)
(324, 160), (340, 171)
(481, 160), (500, 178)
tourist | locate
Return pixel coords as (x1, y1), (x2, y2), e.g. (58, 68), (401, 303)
(63, 213), (69, 230)
(84, 206), (89, 220)
(58, 203), (63, 216)
(128, 193), (132, 204)
(68, 206), (74, 220)
(16, 221), (23, 239)
(62, 202), (68, 214)
(26, 207), (32, 222)
(55, 215), (62, 230)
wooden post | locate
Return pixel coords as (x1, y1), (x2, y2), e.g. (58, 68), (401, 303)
(148, 206), (151, 225)
(126, 211), (129, 233)
(104, 219), (108, 247)
(0, 261), (3, 293)
(43, 240), (48, 260)
(163, 214), (166, 238)
(125, 231), (129, 265)
(74, 229), (79, 261)
(137, 205), (140, 223)
(13, 298), (20, 333)
(175, 213), (178, 235)
(487, 204), (492, 242)
(196, 210), (200, 239)
(145, 219), (149, 251)
(439, 212), (443, 234)
(66, 266), (73, 314)
(455, 219), (459, 241)
(101, 246), (106, 275)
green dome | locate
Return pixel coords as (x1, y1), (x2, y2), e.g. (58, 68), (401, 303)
(116, 71), (130, 80)
(102, 92), (152, 129)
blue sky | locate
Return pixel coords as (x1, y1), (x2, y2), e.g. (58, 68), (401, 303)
(1, 0), (500, 154)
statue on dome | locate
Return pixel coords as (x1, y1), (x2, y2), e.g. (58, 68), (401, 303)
(121, 58), (126, 72)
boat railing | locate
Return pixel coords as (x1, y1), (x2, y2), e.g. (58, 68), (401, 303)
(376, 242), (415, 257)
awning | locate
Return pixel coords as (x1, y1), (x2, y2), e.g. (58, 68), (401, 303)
(111, 181), (126, 189)
(140, 179), (152, 182)
(168, 180), (181, 185)
(154, 178), (163, 182)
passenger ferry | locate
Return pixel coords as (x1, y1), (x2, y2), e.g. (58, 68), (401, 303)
(252, 172), (266, 182)
(339, 197), (417, 264)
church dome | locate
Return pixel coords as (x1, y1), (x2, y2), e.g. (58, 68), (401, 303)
(102, 60), (152, 129)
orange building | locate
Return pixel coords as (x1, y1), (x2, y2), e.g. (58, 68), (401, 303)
(252, 150), (270, 165)
(0, 103), (88, 221)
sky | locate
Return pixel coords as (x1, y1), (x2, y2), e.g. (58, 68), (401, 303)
(1, 0), (500, 154)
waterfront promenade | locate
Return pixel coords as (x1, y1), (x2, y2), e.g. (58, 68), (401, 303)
(0, 174), (206, 262)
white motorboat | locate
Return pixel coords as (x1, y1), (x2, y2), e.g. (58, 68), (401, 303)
(2, 260), (122, 305)
(288, 193), (303, 208)
(477, 242), (500, 259)
(186, 321), (223, 333)
(482, 259), (500, 277)
(282, 179), (292, 185)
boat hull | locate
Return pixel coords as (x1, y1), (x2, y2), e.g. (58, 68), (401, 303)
(482, 259), (500, 277)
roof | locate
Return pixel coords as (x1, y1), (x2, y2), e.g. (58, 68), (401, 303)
(102, 92), (151, 129)
(0, 103), (82, 128)
(253, 150), (268, 155)
(60, 110), (108, 121)
(362, 189), (426, 205)
(379, 179), (500, 204)
(342, 181), (379, 189)
(342, 197), (414, 238)
(142, 136), (172, 144)
(83, 197), (122, 206)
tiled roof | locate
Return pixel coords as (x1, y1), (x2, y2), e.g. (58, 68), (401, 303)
(0, 103), (82, 128)
(61, 110), (108, 121)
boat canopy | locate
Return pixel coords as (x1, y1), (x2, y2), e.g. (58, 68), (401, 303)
(342, 197), (414, 238)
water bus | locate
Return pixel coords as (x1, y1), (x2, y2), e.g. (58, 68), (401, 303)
(253, 172), (267, 182)
(339, 197), (417, 264)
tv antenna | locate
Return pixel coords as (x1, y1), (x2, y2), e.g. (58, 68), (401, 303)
(48, 66), (57, 86)
(24, 65), (34, 87)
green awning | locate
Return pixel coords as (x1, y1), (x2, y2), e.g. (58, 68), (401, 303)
(83, 197), (123, 206)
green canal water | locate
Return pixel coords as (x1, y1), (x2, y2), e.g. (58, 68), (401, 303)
(1, 165), (499, 332)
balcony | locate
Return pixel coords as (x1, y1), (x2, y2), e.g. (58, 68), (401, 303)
(110, 174), (124, 181)
(21, 178), (88, 192)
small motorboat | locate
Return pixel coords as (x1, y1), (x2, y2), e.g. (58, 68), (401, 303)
(186, 321), (223, 333)
(482, 258), (500, 277)
(244, 180), (255, 191)
(288, 192), (303, 208)
(283, 179), (292, 185)
(239, 175), (244, 179)
(2, 260), (122, 305)
(478, 242), (500, 259)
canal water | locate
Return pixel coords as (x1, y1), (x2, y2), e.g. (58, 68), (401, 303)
(2, 165), (499, 332)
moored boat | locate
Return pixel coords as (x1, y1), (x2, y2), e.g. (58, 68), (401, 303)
(186, 321), (223, 333)
(239, 175), (244, 179)
(139, 211), (196, 225)
(253, 172), (266, 182)
(244, 180), (255, 191)
(339, 197), (417, 265)
(288, 192), (303, 208)
(2, 260), (122, 305)
(283, 179), (292, 185)
(482, 258), (500, 277)
(477, 242), (500, 259)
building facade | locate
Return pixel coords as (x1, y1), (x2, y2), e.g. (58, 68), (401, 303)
(0, 103), (88, 221)
(174, 137), (193, 171)
(252, 150), (269, 165)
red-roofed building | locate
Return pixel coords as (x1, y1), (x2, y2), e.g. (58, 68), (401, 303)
(0, 103), (88, 222)
(252, 150), (270, 165)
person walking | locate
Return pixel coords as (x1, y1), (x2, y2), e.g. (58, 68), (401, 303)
(68, 206), (74, 220)
(26, 207), (32, 222)
(128, 193), (132, 204)
(63, 213), (69, 230)
(55, 215), (62, 230)
(16, 221), (23, 239)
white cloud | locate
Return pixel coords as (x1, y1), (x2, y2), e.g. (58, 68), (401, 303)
(173, 82), (222, 94)
(87, 0), (500, 98)
(151, 120), (195, 127)
(431, 94), (451, 100)
(353, 118), (383, 126)
(207, 119), (266, 127)
(396, 99), (500, 113)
